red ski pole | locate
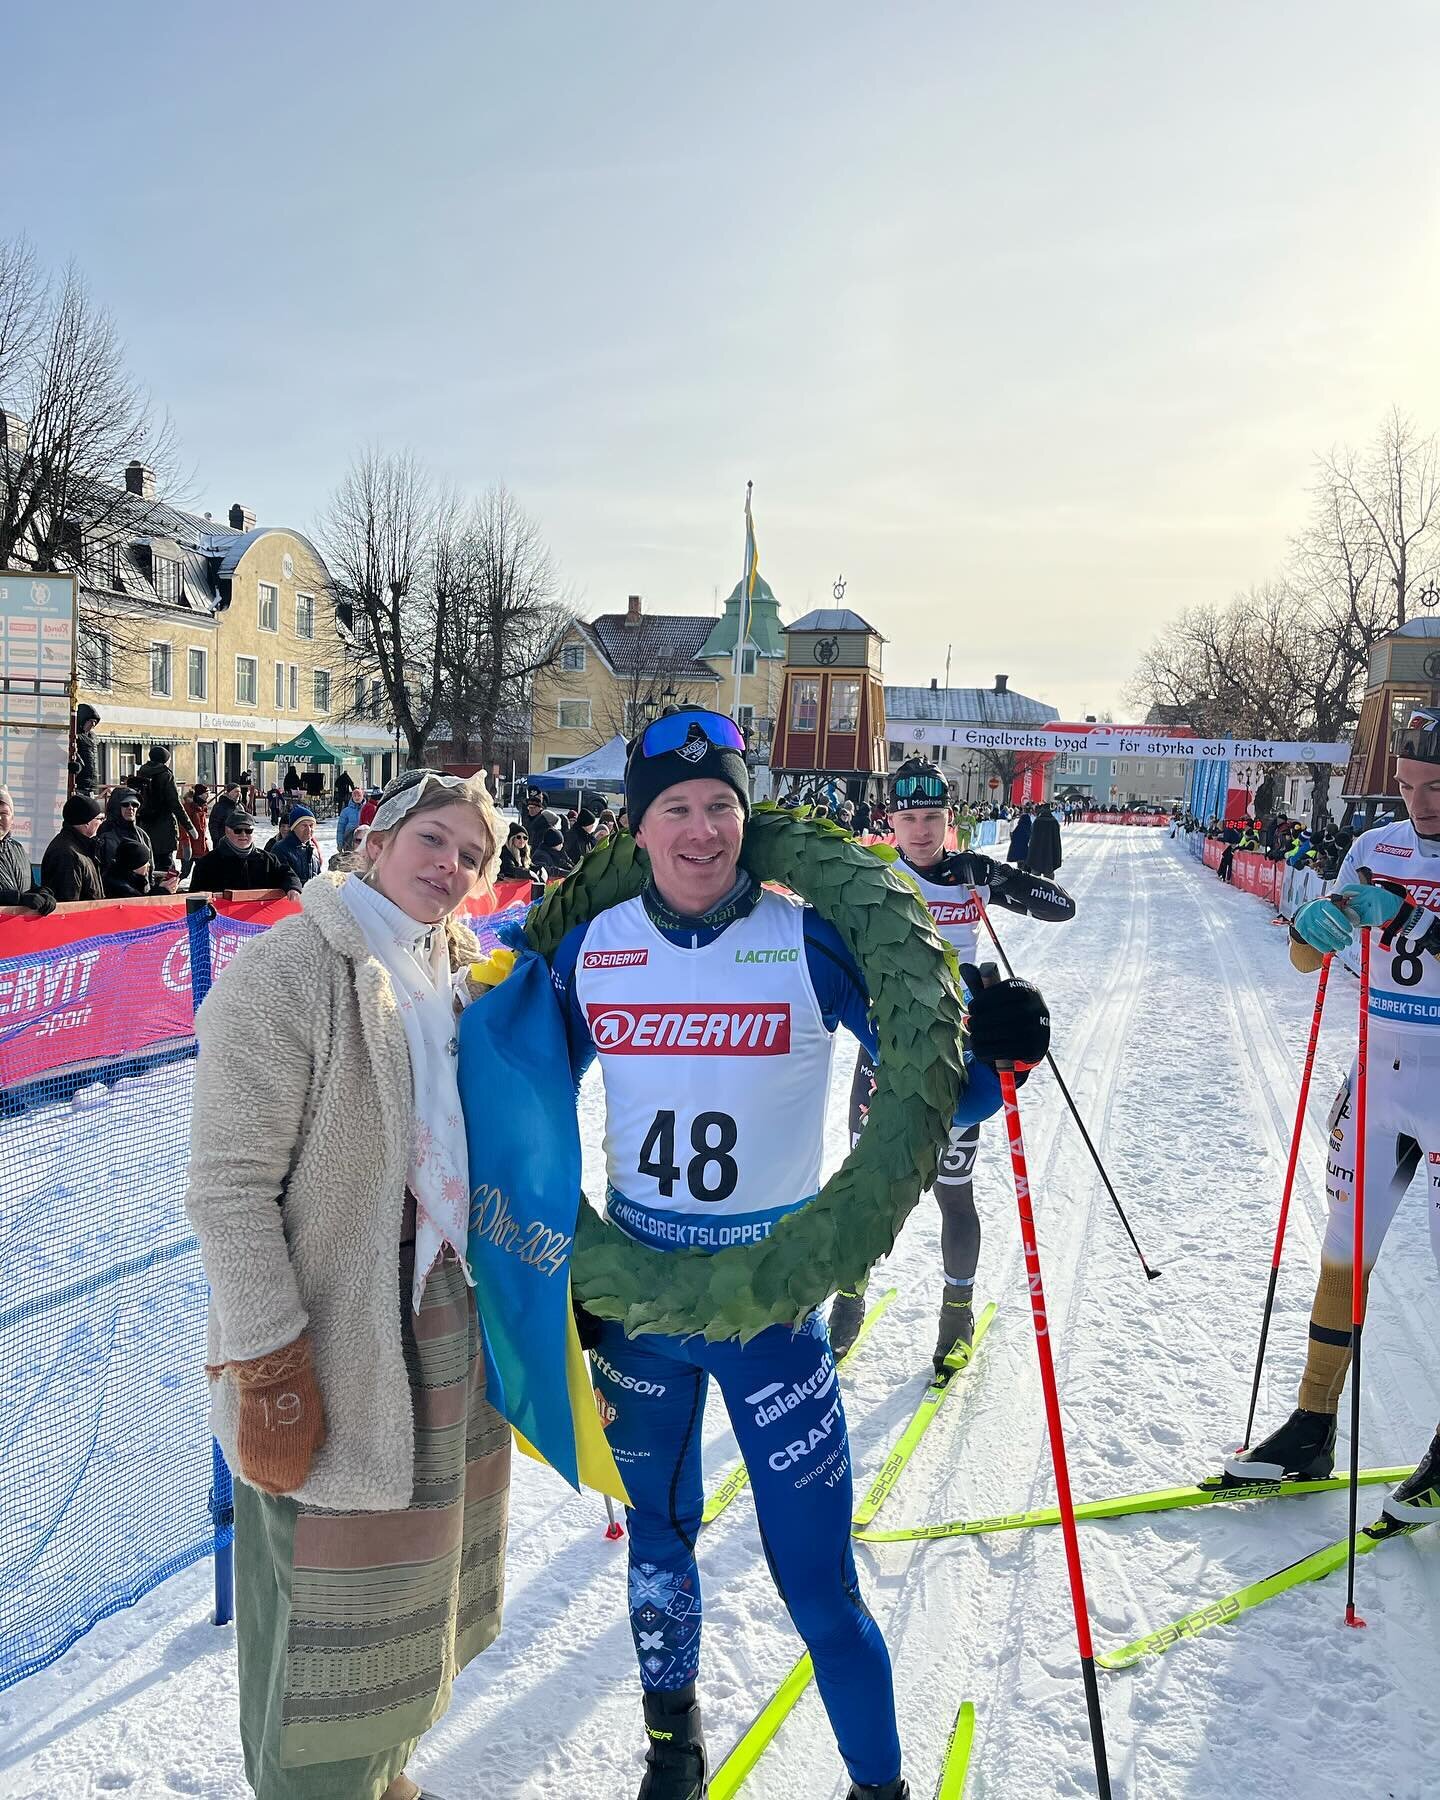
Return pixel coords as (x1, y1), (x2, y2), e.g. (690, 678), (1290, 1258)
(1239, 952), (1334, 1449)
(976, 896), (1161, 1283)
(998, 1064), (1112, 1797)
(1344, 928), (1371, 1628)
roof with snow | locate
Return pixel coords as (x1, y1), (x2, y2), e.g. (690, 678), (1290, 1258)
(585, 612), (720, 682)
(785, 607), (877, 635)
(884, 684), (1058, 726)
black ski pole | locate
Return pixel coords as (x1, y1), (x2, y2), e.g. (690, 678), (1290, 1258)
(975, 896), (1161, 1282)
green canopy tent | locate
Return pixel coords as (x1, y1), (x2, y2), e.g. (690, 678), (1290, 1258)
(252, 723), (347, 765)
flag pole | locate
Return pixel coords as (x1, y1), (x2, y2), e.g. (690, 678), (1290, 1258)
(732, 480), (753, 724)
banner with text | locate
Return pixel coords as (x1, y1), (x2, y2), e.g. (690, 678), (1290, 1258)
(903, 725), (1350, 763)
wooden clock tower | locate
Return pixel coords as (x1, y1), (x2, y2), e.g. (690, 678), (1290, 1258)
(769, 581), (887, 791)
(1342, 613), (1440, 822)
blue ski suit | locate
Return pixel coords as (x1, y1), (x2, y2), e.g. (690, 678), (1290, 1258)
(554, 875), (1002, 1788)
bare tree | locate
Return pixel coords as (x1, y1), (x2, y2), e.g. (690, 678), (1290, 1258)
(432, 486), (575, 769)
(1315, 407), (1440, 628)
(318, 447), (445, 768)
(0, 235), (178, 572)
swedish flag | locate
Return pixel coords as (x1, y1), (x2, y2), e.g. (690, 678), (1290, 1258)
(739, 482), (759, 649)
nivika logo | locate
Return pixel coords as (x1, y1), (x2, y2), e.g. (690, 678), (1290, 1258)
(583, 948), (649, 969)
(586, 1002), (791, 1054)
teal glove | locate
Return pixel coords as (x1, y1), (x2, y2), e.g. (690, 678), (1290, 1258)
(1332, 882), (1407, 929)
(1293, 897), (1353, 955)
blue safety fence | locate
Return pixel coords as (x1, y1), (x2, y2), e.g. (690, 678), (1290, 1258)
(0, 896), (290, 1692)
(0, 876), (535, 1693)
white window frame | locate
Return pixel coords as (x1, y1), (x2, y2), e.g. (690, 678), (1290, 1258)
(556, 698), (591, 730)
(149, 640), (173, 698)
(295, 592), (315, 639)
(274, 660), (286, 709)
(187, 645), (208, 701)
(236, 655), (258, 707)
(258, 582), (280, 632)
(546, 754), (574, 770)
(740, 647), (757, 677)
(1087, 758), (1098, 775)
(560, 641), (587, 673)
(313, 668), (332, 713)
(737, 703), (755, 732)
(289, 663), (299, 711)
(79, 625), (113, 691)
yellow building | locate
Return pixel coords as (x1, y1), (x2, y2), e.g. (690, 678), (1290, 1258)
(64, 463), (394, 792)
(530, 581), (787, 789)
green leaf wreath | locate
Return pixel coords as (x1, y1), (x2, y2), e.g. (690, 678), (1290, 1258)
(525, 805), (967, 1341)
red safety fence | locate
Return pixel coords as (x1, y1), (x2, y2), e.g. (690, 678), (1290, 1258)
(1200, 837), (1286, 909)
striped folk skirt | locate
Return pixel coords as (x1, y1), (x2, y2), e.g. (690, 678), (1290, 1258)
(235, 1251), (511, 1800)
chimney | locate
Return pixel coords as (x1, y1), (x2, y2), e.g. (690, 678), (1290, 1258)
(994, 673), (1009, 694)
(125, 460), (156, 500)
(929, 677), (938, 690)
(0, 410), (27, 458)
(626, 594), (642, 625)
(229, 502), (256, 532)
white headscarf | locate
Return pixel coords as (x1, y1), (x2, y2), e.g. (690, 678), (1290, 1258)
(341, 871), (473, 1312)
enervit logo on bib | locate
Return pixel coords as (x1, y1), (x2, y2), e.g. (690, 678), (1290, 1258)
(585, 1002), (792, 1054)
(929, 899), (980, 925)
(582, 948), (649, 968)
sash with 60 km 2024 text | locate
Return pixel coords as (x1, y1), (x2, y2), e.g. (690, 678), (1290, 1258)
(457, 938), (627, 1502)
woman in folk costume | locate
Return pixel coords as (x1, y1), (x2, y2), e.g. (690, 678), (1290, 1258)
(187, 770), (511, 1800)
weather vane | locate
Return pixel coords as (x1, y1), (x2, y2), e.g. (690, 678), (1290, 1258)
(1418, 578), (1439, 611)
(832, 576), (846, 604)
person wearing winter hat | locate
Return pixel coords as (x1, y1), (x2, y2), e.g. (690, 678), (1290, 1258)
(69, 703), (101, 795)
(104, 837), (154, 899)
(272, 804), (324, 887)
(1227, 705), (1440, 1530)
(41, 794), (106, 901)
(97, 788), (154, 879)
(133, 745), (197, 871)
(829, 756), (1075, 1369)
(550, 710), (1050, 1800)
(564, 806), (599, 865)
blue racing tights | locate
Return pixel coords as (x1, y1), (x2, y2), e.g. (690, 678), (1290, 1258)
(591, 1311), (902, 1788)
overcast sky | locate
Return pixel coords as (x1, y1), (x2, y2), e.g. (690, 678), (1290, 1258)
(5, 0), (1439, 720)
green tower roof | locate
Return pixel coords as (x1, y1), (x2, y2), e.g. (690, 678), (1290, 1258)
(700, 574), (785, 659)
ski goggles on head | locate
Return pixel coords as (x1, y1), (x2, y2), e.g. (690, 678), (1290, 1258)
(891, 769), (948, 805)
(636, 708), (746, 758)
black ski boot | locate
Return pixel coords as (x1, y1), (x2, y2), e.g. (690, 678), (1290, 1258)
(1222, 1407), (1336, 1485)
(933, 1288), (975, 1375)
(828, 1289), (866, 1363)
(638, 1684), (707, 1800)
(846, 1779), (910, 1799)
(1383, 1421), (1440, 1526)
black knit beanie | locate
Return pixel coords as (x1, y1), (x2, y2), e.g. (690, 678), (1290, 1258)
(625, 716), (751, 829)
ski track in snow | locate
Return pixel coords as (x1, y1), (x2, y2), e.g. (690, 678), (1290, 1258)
(1, 827), (1436, 1799)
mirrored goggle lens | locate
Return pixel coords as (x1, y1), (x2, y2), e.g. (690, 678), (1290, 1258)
(639, 709), (746, 757)
(894, 773), (947, 801)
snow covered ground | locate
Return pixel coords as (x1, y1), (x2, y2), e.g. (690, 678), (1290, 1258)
(2, 825), (1437, 1799)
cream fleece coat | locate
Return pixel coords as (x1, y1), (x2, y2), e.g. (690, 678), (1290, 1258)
(186, 873), (480, 1512)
